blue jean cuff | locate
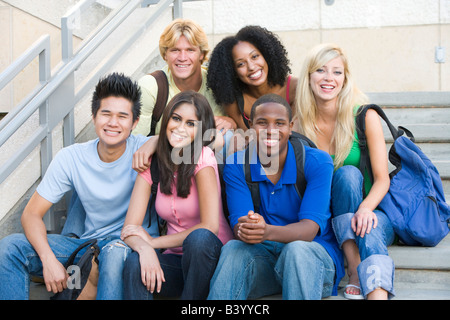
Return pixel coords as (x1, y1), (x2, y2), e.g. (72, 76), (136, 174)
(331, 213), (355, 248)
(357, 254), (395, 299)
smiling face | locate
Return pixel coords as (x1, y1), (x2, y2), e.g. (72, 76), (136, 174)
(93, 96), (138, 161)
(164, 35), (204, 84)
(232, 41), (269, 87)
(249, 101), (293, 159)
(309, 56), (345, 105)
(166, 102), (199, 149)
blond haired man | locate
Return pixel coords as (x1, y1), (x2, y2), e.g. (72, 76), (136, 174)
(132, 19), (236, 136)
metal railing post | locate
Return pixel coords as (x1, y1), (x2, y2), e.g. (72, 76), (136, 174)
(173, 0), (183, 18)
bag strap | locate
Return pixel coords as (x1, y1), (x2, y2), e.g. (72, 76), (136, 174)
(147, 155), (167, 234)
(148, 70), (169, 137)
(147, 156), (159, 228)
(236, 91), (250, 129)
(243, 147), (261, 213)
(356, 104), (415, 195)
(64, 239), (98, 268)
(288, 133), (308, 200)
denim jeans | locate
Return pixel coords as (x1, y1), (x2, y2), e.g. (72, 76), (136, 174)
(0, 233), (130, 300)
(123, 228), (223, 300)
(61, 191), (86, 238)
(331, 165), (396, 299)
(207, 239), (336, 300)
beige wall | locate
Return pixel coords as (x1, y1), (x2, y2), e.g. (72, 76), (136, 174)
(0, 1), (82, 113)
(2, 0), (449, 114)
(187, 0), (450, 94)
(276, 24), (450, 93)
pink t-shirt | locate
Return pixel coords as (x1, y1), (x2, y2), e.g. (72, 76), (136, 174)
(139, 146), (234, 255)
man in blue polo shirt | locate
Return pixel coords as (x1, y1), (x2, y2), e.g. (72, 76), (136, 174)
(208, 94), (344, 300)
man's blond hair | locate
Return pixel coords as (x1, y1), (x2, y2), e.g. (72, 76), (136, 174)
(159, 18), (209, 64)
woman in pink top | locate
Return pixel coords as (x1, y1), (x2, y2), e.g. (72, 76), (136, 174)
(121, 91), (233, 300)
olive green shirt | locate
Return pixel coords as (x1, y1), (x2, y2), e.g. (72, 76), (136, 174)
(132, 65), (226, 136)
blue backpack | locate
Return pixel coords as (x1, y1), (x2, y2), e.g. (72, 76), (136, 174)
(356, 104), (450, 246)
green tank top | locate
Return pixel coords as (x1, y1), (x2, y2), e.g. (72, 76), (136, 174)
(331, 118), (373, 196)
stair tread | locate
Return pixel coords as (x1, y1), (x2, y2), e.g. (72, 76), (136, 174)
(324, 286), (450, 300)
(388, 233), (450, 270)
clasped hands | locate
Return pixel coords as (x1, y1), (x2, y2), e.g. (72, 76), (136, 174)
(236, 211), (268, 244)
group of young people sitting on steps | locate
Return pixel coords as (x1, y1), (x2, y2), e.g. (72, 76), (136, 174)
(0, 18), (395, 300)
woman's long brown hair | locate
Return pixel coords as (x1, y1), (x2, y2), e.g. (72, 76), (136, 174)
(155, 90), (216, 198)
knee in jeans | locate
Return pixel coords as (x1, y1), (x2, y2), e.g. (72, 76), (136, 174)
(332, 166), (362, 188)
(124, 251), (141, 273)
(283, 241), (310, 260)
(99, 239), (130, 263)
(218, 240), (251, 267)
(0, 233), (28, 260)
(184, 228), (221, 256)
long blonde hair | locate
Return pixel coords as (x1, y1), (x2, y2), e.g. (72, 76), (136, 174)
(294, 43), (368, 168)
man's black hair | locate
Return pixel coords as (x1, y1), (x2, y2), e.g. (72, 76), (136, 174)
(250, 93), (292, 122)
(91, 72), (142, 122)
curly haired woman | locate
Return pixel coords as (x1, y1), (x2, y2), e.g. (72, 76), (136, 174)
(207, 25), (297, 130)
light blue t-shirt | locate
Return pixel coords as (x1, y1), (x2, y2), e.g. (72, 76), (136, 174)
(37, 134), (153, 240)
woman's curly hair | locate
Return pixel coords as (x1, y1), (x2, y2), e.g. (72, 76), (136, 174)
(207, 25), (291, 106)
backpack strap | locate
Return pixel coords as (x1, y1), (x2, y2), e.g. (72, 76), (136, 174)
(149, 156), (159, 210)
(63, 239), (98, 268)
(147, 156), (159, 228)
(147, 155), (167, 235)
(236, 91), (250, 129)
(355, 104), (413, 195)
(289, 133), (308, 200)
(148, 70), (169, 137)
(243, 147), (261, 213)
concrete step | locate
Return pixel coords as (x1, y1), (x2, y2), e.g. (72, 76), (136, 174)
(328, 234), (450, 300)
(380, 106), (450, 143)
(326, 285), (450, 300)
(389, 233), (450, 270)
(382, 106), (450, 125)
(379, 105), (450, 201)
(28, 234), (450, 300)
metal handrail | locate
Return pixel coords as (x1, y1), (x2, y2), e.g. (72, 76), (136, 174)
(0, 35), (51, 184)
(0, 35), (50, 135)
(0, 0), (184, 230)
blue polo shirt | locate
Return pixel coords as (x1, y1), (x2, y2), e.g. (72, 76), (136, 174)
(223, 141), (344, 295)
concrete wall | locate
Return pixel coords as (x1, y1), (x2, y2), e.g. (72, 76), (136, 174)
(0, 1), (85, 113)
(0, 0), (112, 113)
(182, 0), (450, 93)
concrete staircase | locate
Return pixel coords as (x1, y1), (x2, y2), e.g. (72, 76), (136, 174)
(28, 101), (450, 300)
(381, 105), (450, 203)
(329, 102), (450, 300)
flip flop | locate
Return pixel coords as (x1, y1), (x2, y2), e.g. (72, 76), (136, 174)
(343, 284), (364, 300)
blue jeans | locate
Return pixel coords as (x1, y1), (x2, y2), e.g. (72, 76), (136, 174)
(207, 239), (336, 300)
(331, 166), (396, 299)
(123, 228), (223, 300)
(60, 191), (86, 238)
(0, 233), (130, 300)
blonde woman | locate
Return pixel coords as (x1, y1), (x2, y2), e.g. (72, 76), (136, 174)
(294, 43), (395, 300)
